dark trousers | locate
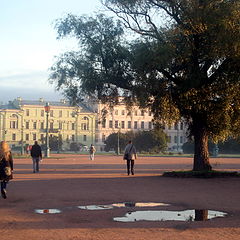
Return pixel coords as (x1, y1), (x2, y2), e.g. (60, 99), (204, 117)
(32, 157), (40, 173)
(126, 159), (135, 175)
(1, 181), (7, 192)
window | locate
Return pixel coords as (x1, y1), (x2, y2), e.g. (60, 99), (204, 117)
(59, 110), (62, 117)
(33, 133), (37, 141)
(72, 123), (75, 130)
(33, 122), (37, 129)
(141, 121), (144, 129)
(26, 109), (30, 116)
(102, 119), (106, 128)
(81, 123), (88, 130)
(174, 123), (178, 130)
(50, 122), (54, 129)
(26, 134), (29, 141)
(10, 121), (17, 129)
(121, 121), (125, 129)
(59, 122), (63, 129)
(180, 136), (183, 143)
(134, 121), (138, 129)
(115, 110), (118, 115)
(40, 134), (44, 141)
(180, 122), (184, 130)
(121, 110), (125, 115)
(168, 125), (171, 130)
(115, 120), (119, 128)
(83, 116), (88, 120)
(26, 122), (29, 129)
(141, 110), (144, 116)
(174, 136), (178, 143)
(83, 135), (87, 141)
(41, 110), (44, 117)
(109, 120), (113, 128)
(12, 133), (16, 141)
(40, 122), (44, 129)
(148, 122), (152, 129)
(128, 121), (131, 129)
(102, 134), (106, 142)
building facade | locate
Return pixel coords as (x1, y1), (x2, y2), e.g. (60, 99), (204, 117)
(0, 98), (96, 152)
(85, 98), (188, 152)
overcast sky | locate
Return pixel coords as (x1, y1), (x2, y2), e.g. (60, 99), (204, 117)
(0, 0), (102, 104)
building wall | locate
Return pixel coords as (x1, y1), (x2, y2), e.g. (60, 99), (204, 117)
(90, 101), (188, 151)
(0, 99), (96, 151)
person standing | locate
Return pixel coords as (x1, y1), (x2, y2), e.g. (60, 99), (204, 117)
(89, 144), (96, 161)
(123, 140), (137, 175)
(30, 141), (42, 173)
(0, 141), (13, 199)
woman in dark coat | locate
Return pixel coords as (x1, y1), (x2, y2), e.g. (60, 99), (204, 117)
(0, 141), (13, 199)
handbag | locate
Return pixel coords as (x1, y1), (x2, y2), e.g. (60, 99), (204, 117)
(124, 145), (133, 160)
(5, 166), (12, 176)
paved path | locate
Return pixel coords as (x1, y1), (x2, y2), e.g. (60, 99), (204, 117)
(0, 154), (239, 240)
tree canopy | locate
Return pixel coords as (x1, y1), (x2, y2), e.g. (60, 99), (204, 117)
(50, 0), (240, 171)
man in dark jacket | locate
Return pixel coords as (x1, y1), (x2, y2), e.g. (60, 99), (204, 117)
(30, 141), (42, 173)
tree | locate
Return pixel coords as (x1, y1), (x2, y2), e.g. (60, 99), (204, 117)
(104, 132), (129, 152)
(49, 135), (63, 151)
(134, 129), (168, 153)
(50, 1), (240, 171)
(104, 129), (167, 153)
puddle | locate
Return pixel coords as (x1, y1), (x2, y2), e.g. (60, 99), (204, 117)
(35, 209), (61, 214)
(113, 202), (169, 208)
(78, 205), (114, 210)
(77, 202), (169, 210)
(113, 210), (227, 222)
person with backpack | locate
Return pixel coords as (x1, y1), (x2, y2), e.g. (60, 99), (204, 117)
(123, 140), (137, 175)
(89, 144), (96, 161)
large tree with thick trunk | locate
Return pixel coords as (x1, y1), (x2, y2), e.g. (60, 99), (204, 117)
(50, 0), (240, 171)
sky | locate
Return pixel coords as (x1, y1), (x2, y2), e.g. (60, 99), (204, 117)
(0, 0), (103, 104)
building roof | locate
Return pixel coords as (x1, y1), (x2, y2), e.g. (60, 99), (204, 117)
(0, 98), (95, 114)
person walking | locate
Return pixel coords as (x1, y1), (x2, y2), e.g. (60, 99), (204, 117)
(123, 140), (137, 175)
(30, 141), (42, 173)
(0, 141), (13, 199)
(89, 144), (96, 161)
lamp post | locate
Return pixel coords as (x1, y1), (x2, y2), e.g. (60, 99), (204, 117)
(117, 123), (121, 155)
(44, 102), (50, 157)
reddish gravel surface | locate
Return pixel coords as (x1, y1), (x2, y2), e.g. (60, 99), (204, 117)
(0, 154), (239, 240)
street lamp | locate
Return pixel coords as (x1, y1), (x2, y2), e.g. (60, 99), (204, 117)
(117, 123), (121, 155)
(44, 102), (50, 157)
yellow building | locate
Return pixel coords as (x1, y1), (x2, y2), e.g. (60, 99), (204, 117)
(0, 98), (96, 153)
(85, 98), (187, 152)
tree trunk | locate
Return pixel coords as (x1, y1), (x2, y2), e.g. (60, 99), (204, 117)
(193, 119), (212, 171)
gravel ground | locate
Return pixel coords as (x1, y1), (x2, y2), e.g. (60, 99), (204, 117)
(0, 154), (239, 240)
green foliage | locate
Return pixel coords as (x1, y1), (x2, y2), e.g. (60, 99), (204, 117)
(49, 135), (63, 151)
(183, 138), (240, 154)
(50, 0), (240, 170)
(104, 129), (167, 153)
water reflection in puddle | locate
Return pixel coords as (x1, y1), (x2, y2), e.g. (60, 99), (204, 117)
(35, 209), (61, 214)
(113, 209), (227, 222)
(78, 205), (114, 210)
(77, 202), (169, 210)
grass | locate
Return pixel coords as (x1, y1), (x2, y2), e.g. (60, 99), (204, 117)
(163, 170), (240, 178)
